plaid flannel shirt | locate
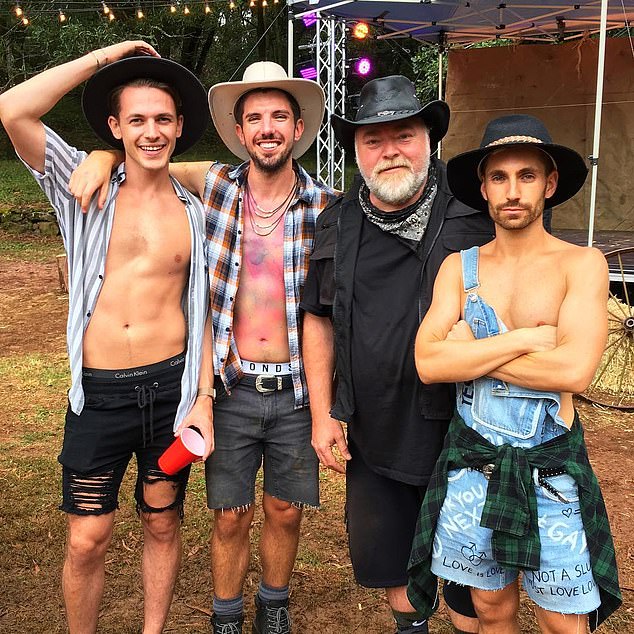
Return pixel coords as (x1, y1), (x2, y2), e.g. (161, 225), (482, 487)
(203, 160), (336, 408)
(407, 412), (622, 631)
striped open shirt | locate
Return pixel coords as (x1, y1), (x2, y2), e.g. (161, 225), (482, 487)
(203, 160), (336, 408)
(18, 126), (209, 430)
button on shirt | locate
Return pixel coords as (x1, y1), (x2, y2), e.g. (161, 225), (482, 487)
(18, 126), (209, 430)
(203, 160), (336, 408)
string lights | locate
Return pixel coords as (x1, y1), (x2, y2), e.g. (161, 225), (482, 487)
(7, 1), (280, 27)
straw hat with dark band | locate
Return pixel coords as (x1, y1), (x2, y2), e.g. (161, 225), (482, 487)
(82, 56), (209, 156)
(208, 61), (325, 161)
(447, 114), (588, 213)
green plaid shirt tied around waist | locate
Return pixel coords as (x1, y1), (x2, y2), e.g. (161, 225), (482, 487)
(407, 412), (621, 631)
(203, 160), (335, 408)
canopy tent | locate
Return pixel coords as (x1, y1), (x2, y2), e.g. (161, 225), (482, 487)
(288, 0), (633, 44)
(287, 0), (634, 245)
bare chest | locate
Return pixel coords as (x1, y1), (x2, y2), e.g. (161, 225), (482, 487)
(474, 261), (567, 329)
(106, 195), (191, 276)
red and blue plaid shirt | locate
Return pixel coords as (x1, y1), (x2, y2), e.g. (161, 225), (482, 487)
(203, 160), (336, 408)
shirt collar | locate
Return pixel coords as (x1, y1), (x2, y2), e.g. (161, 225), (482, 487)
(111, 162), (188, 203)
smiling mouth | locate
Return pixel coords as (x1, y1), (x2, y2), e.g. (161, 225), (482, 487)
(258, 140), (281, 151)
(139, 144), (167, 154)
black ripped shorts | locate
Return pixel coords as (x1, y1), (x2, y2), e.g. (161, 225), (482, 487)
(59, 353), (190, 517)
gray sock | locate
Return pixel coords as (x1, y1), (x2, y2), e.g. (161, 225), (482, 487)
(213, 594), (244, 617)
(257, 581), (289, 603)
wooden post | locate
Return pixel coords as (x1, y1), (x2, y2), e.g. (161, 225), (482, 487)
(56, 254), (68, 293)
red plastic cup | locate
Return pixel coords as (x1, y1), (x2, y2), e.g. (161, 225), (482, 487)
(158, 428), (205, 475)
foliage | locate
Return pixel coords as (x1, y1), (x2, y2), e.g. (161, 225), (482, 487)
(0, 1), (289, 91)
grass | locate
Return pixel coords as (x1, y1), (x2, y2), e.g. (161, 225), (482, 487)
(0, 159), (48, 210)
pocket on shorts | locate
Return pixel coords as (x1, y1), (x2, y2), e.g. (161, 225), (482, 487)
(471, 378), (544, 439)
(538, 473), (580, 504)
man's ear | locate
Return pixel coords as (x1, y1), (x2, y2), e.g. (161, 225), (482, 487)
(176, 114), (183, 139)
(480, 179), (489, 202)
(108, 115), (122, 140)
(294, 118), (305, 143)
(235, 122), (246, 148)
(545, 170), (559, 200)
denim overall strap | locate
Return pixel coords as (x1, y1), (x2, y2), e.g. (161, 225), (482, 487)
(460, 246), (480, 293)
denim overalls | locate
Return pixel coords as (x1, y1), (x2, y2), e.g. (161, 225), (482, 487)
(430, 246), (600, 614)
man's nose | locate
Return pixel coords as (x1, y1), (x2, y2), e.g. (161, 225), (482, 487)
(144, 120), (159, 139)
(506, 176), (520, 200)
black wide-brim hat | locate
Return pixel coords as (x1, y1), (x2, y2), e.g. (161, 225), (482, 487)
(447, 114), (588, 212)
(331, 75), (449, 155)
(82, 56), (208, 156)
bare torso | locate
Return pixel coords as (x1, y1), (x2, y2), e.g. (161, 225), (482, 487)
(466, 235), (583, 423)
(233, 194), (289, 363)
(83, 184), (190, 369)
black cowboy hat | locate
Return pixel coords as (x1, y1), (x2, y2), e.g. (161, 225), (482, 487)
(82, 56), (208, 156)
(330, 75), (449, 155)
(447, 114), (588, 212)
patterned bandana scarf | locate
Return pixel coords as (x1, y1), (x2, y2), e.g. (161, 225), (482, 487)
(359, 162), (438, 245)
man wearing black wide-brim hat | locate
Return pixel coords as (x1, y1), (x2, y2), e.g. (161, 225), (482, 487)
(0, 42), (212, 632)
(301, 75), (495, 633)
(409, 114), (621, 631)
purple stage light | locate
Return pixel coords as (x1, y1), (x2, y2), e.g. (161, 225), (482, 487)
(355, 57), (372, 76)
(302, 13), (317, 27)
(299, 65), (318, 80)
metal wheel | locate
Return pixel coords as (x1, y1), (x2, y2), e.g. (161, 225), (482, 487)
(582, 246), (634, 409)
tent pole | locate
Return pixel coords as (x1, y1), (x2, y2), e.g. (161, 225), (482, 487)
(587, 0), (608, 247)
(437, 46), (443, 159)
(287, 7), (295, 77)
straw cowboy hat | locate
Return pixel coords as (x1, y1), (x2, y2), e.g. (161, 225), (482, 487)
(82, 56), (208, 156)
(330, 75), (450, 155)
(447, 114), (588, 212)
(208, 61), (325, 161)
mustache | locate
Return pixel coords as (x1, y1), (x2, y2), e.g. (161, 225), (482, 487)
(255, 133), (283, 142)
(495, 201), (531, 212)
(373, 159), (412, 177)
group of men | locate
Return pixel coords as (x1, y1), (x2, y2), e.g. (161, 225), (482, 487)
(0, 37), (621, 634)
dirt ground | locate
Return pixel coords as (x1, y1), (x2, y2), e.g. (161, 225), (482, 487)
(0, 231), (633, 633)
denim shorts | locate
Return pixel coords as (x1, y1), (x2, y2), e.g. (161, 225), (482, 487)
(430, 466), (601, 615)
(59, 354), (190, 517)
(204, 379), (319, 509)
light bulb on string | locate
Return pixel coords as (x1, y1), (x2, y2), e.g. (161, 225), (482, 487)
(15, 4), (23, 17)
(249, 0), (255, 7)
(229, 1), (235, 7)
(183, 5), (190, 14)
(109, 11), (115, 21)
(137, 7), (144, 18)
(204, 2), (211, 13)
(102, 2), (110, 14)
(59, 10), (66, 22)
(262, 0), (268, 6)
(22, 16), (29, 25)
(170, 3), (177, 13)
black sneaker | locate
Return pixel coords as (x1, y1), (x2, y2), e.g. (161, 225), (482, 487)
(394, 620), (429, 634)
(211, 612), (244, 634)
(252, 594), (291, 634)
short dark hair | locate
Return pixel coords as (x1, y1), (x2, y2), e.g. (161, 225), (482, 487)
(108, 78), (182, 118)
(233, 88), (301, 126)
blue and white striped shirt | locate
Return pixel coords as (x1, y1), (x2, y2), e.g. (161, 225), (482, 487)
(18, 126), (209, 430)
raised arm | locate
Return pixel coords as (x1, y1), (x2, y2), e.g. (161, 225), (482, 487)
(69, 155), (212, 211)
(170, 161), (212, 199)
(488, 248), (608, 393)
(415, 253), (556, 384)
(0, 41), (158, 174)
